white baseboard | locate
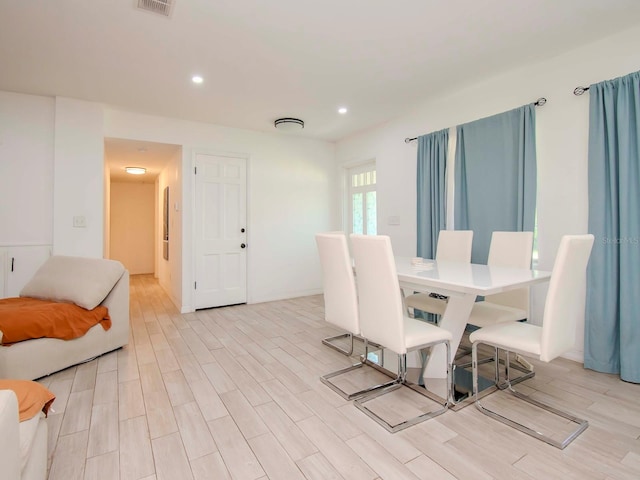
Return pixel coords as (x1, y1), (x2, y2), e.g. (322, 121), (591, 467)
(248, 288), (323, 305)
(561, 349), (584, 364)
(182, 288), (323, 312)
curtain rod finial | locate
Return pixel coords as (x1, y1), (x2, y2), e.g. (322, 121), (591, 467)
(535, 97), (547, 106)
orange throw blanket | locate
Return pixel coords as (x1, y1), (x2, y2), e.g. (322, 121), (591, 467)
(0, 297), (111, 345)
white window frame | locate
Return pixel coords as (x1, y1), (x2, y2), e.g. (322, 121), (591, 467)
(346, 161), (377, 235)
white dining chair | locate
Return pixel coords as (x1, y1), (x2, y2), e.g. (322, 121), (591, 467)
(469, 234), (594, 449)
(405, 230), (474, 318)
(463, 231), (534, 382)
(467, 231), (534, 328)
(315, 232), (395, 400)
(316, 232), (359, 357)
(350, 234), (453, 433)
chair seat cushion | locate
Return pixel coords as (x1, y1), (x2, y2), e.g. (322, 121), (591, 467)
(467, 301), (527, 328)
(469, 322), (542, 357)
(403, 317), (452, 351)
(405, 293), (447, 316)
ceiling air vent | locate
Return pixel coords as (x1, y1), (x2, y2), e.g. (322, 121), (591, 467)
(137, 0), (173, 17)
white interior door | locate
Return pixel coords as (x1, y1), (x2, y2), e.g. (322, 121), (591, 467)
(194, 153), (247, 309)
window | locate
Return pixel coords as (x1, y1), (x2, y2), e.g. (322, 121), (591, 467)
(348, 163), (377, 235)
(532, 211), (539, 267)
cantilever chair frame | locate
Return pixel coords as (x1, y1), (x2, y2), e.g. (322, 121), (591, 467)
(472, 343), (588, 449)
(322, 330), (385, 364)
(469, 234), (594, 449)
(350, 234), (453, 433)
(355, 339), (452, 433)
(316, 232), (396, 401)
(322, 331), (355, 356)
(320, 338), (394, 401)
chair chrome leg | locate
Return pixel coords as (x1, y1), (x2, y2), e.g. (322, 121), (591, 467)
(322, 332), (354, 356)
(320, 362), (399, 401)
(320, 337), (396, 400)
(473, 341), (588, 449)
(505, 349), (511, 383)
(355, 341), (451, 433)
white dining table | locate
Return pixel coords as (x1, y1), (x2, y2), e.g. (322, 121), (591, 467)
(395, 257), (551, 379)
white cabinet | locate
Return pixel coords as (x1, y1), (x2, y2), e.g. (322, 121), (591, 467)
(0, 245), (51, 299)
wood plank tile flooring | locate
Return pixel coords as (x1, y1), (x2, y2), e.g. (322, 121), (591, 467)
(38, 274), (640, 480)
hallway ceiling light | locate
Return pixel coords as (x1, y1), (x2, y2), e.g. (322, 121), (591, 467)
(192, 75), (203, 84)
(274, 117), (304, 131)
(338, 107), (348, 114)
(125, 167), (147, 175)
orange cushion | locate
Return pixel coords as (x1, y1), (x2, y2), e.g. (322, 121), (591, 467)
(0, 380), (56, 422)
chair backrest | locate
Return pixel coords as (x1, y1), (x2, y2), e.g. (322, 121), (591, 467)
(350, 234), (406, 354)
(485, 231), (534, 311)
(315, 232), (359, 335)
(540, 234), (594, 362)
(436, 230), (474, 262)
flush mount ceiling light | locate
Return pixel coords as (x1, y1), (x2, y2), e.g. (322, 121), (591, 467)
(125, 167), (147, 175)
(338, 107), (348, 114)
(192, 75), (203, 84)
(274, 117), (304, 131)
(137, 0), (174, 17)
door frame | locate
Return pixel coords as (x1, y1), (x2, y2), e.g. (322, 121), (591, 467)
(190, 149), (250, 311)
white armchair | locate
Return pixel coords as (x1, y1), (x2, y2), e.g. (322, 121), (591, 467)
(0, 390), (47, 480)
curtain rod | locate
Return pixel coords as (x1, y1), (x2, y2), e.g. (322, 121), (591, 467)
(404, 97), (547, 143)
(574, 86), (590, 96)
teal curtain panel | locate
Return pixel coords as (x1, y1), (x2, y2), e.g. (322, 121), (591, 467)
(585, 70), (640, 383)
(416, 128), (449, 259)
(454, 105), (537, 263)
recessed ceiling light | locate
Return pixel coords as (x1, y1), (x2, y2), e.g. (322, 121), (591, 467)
(338, 107), (348, 114)
(125, 167), (147, 175)
(192, 75), (204, 84)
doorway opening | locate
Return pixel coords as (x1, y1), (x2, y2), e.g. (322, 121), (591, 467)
(104, 138), (182, 307)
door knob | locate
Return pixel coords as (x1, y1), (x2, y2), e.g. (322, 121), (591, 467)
(241, 243), (246, 249)
(241, 228), (246, 233)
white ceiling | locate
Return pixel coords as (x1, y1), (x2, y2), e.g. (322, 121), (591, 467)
(1, 1), (640, 142)
(105, 138), (180, 183)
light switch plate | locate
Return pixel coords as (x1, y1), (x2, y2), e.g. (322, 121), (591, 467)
(388, 215), (401, 225)
(73, 216), (86, 228)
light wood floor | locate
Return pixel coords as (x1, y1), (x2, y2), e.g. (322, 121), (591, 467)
(38, 274), (640, 480)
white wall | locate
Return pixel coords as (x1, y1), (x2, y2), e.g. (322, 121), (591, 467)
(0, 89), (337, 312)
(0, 91), (54, 246)
(110, 182), (155, 274)
(104, 110), (338, 311)
(336, 25), (640, 362)
(156, 150), (182, 308)
(104, 163), (111, 258)
(53, 97), (104, 257)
